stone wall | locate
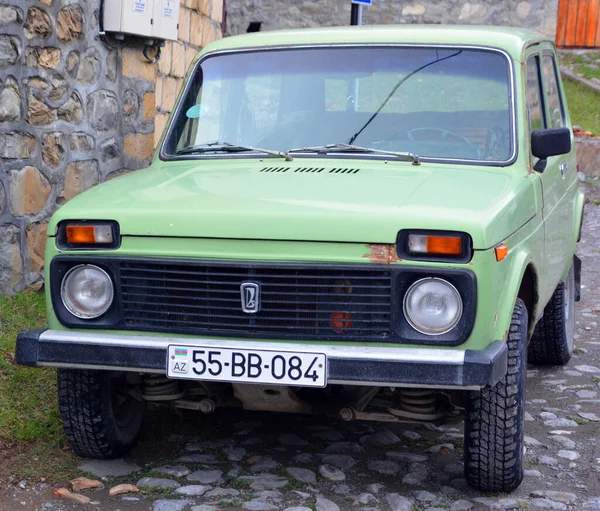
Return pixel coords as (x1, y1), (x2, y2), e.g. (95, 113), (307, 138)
(227, 0), (559, 39)
(0, 0), (222, 294)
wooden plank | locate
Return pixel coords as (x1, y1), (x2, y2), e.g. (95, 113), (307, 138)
(595, 0), (600, 46)
(575, 0), (590, 47)
(564, 0), (580, 47)
(586, 0), (600, 46)
(556, 0), (570, 46)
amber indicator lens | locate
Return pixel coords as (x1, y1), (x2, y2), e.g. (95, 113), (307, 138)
(495, 243), (508, 261)
(330, 312), (352, 333)
(66, 225), (113, 245)
(408, 234), (462, 256)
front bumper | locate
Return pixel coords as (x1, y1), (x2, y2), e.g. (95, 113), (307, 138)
(16, 330), (507, 389)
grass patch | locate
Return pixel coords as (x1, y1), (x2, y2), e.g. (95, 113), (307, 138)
(230, 478), (251, 490)
(564, 79), (600, 134)
(0, 292), (61, 443)
(8, 442), (81, 483)
(568, 415), (588, 425)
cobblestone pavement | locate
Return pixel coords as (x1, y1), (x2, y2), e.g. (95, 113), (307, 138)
(2, 202), (600, 511)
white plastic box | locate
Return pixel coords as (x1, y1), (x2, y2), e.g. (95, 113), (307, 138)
(103, 0), (179, 41)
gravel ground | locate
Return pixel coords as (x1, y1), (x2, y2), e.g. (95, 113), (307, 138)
(2, 200), (599, 511)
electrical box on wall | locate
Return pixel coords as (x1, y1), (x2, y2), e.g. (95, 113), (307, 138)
(152, 0), (179, 41)
(102, 0), (179, 41)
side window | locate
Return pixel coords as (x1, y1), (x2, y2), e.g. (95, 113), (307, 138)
(526, 56), (546, 134)
(541, 54), (565, 128)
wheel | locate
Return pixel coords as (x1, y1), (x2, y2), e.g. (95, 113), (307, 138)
(58, 369), (146, 459)
(528, 263), (575, 366)
(464, 298), (527, 492)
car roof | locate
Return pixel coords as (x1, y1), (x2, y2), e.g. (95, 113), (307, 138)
(201, 25), (547, 61)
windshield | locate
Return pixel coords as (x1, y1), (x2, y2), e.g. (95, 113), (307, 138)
(162, 46), (513, 163)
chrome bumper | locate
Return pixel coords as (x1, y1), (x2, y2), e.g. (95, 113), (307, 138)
(16, 330), (507, 389)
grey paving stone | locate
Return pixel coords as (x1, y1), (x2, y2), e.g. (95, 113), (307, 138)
(152, 500), (192, 511)
(530, 491), (577, 504)
(386, 493), (414, 511)
(154, 465), (191, 478)
(137, 477), (181, 489)
(359, 430), (402, 446)
(175, 485), (211, 496)
(222, 446), (246, 461)
(318, 464), (346, 481)
(385, 452), (428, 463)
(237, 474), (289, 490)
(321, 454), (356, 471)
(250, 456), (281, 473)
(242, 500), (279, 511)
(204, 488), (240, 498)
(529, 499), (567, 509)
(178, 454), (220, 464)
(78, 459), (141, 478)
(316, 496), (340, 511)
(186, 470), (223, 484)
(287, 467), (317, 484)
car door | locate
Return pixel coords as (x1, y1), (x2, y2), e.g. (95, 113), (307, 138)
(524, 46), (573, 304)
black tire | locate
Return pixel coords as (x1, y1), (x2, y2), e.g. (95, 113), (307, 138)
(464, 298), (527, 493)
(58, 369), (146, 459)
(528, 263), (575, 366)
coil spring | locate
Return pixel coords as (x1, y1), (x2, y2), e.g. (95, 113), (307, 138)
(397, 389), (437, 415)
(142, 375), (185, 401)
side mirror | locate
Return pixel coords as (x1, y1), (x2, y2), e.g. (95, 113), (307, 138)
(531, 127), (571, 160)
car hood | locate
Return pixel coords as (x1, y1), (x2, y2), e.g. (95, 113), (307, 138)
(49, 158), (539, 250)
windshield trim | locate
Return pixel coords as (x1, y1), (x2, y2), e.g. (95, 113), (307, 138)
(159, 43), (517, 167)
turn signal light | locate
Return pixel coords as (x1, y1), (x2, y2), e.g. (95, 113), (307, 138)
(495, 243), (508, 261)
(408, 234), (462, 256)
(66, 225), (113, 245)
(58, 221), (120, 250)
(397, 230), (472, 263)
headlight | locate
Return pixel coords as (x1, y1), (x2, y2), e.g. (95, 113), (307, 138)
(403, 277), (462, 335)
(61, 264), (114, 319)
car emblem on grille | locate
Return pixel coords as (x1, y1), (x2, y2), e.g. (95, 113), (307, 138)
(240, 282), (260, 314)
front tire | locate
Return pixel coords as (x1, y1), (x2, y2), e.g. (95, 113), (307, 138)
(528, 263), (575, 366)
(58, 369), (146, 459)
(464, 298), (527, 493)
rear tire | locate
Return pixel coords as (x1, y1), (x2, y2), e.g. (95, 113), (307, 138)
(58, 369), (146, 459)
(464, 298), (527, 493)
(528, 263), (575, 366)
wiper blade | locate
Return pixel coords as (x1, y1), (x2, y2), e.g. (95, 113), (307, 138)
(176, 141), (293, 161)
(289, 143), (420, 165)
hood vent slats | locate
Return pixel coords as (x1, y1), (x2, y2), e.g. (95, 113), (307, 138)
(259, 167), (360, 175)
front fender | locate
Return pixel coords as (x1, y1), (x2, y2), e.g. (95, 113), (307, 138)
(574, 185), (585, 243)
(492, 248), (539, 342)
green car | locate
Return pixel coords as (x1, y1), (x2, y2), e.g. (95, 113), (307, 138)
(17, 25), (584, 492)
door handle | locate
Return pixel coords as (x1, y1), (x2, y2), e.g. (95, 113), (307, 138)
(559, 162), (567, 176)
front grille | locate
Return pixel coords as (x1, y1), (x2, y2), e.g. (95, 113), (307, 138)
(119, 261), (392, 341)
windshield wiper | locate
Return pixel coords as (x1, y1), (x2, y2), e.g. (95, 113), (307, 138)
(288, 143), (420, 165)
(176, 141), (293, 161)
(346, 49), (463, 146)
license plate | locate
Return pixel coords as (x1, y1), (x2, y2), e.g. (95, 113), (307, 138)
(167, 345), (327, 387)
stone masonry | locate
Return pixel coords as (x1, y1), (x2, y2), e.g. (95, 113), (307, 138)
(0, 0), (222, 294)
(227, 0), (559, 39)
